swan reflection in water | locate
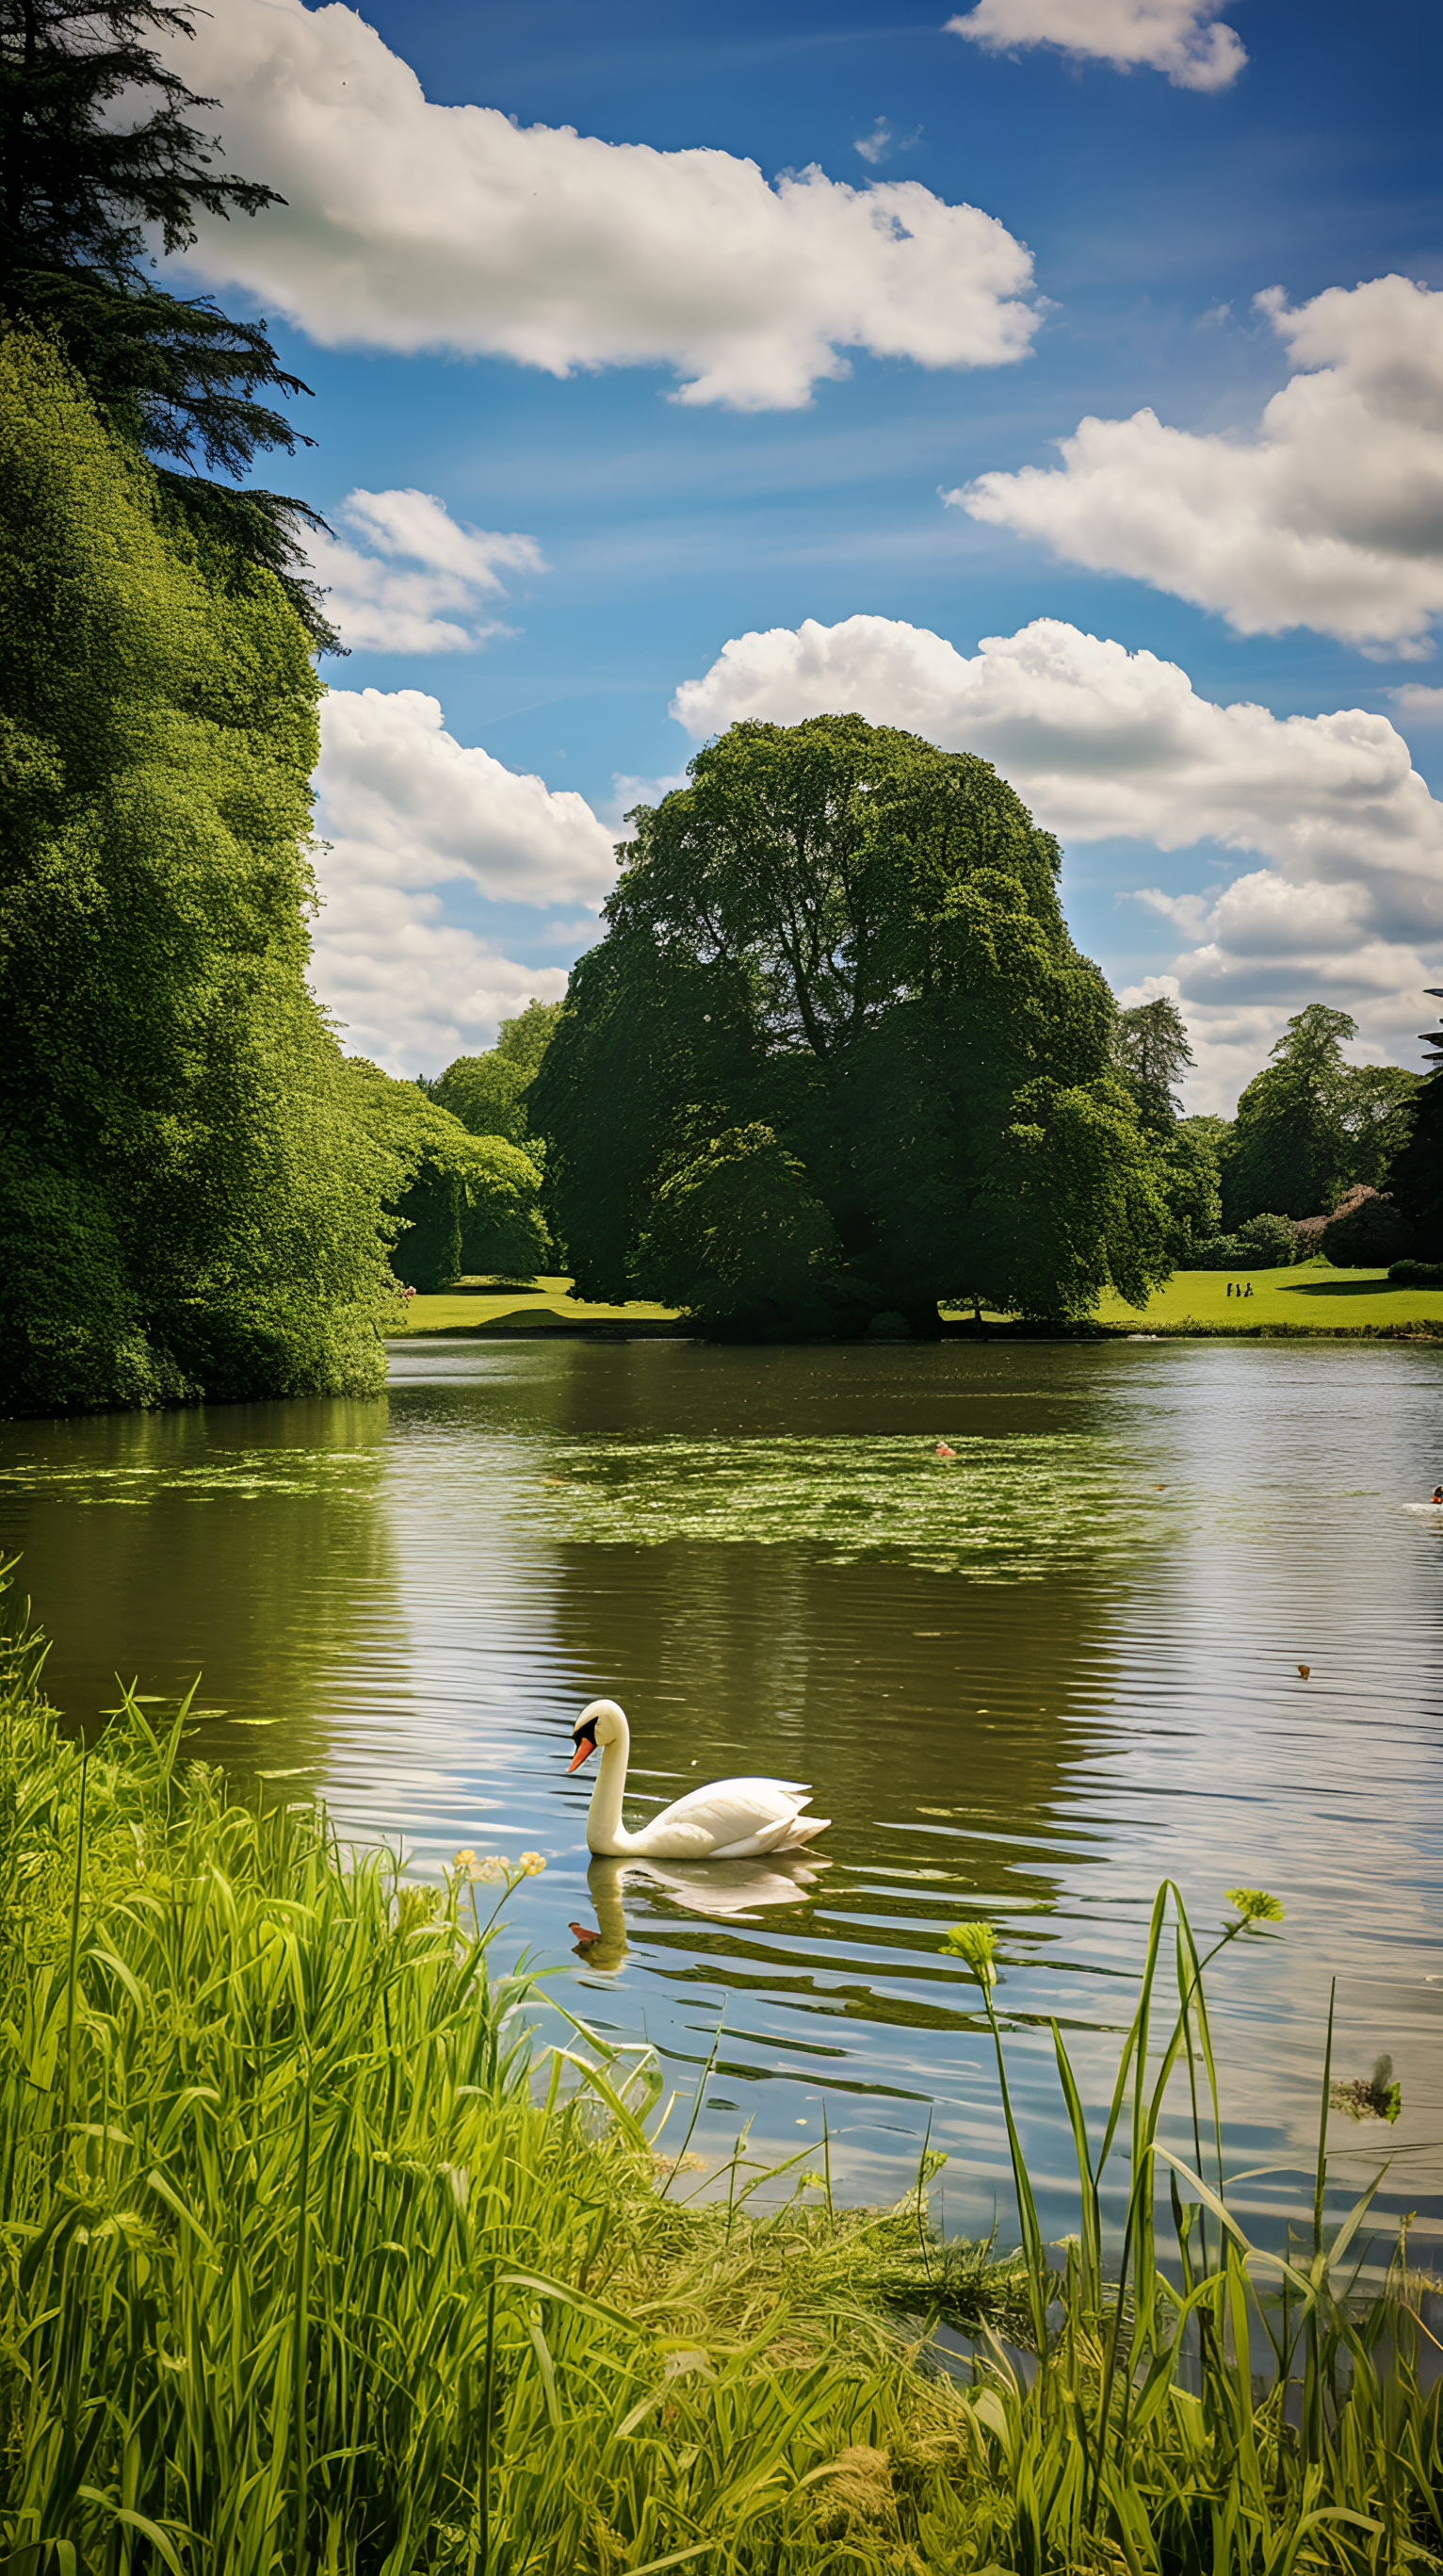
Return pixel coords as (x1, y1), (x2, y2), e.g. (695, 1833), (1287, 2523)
(573, 1850), (830, 1972)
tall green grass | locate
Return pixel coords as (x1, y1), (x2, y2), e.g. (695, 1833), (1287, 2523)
(0, 1573), (1438, 2572)
(934, 1899), (1442, 2572)
(0, 1581), (1011, 2574)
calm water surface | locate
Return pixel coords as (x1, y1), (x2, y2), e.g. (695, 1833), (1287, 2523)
(4, 1340), (1441, 2255)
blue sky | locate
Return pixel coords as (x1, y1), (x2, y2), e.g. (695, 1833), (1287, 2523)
(164, 0), (1443, 1105)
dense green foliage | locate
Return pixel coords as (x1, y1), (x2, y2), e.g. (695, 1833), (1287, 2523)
(348, 1061), (549, 1291)
(3, 1583), (1435, 2571)
(1222, 1007), (1420, 1228)
(1192, 1211), (1302, 1271)
(0, 328), (394, 1413)
(535, 717), (1173, 1333)
(1337, 1062), (1425, 1192)
(1228, 1209), (1298, 1265)
(0, 0), (336, 644)
(433, 1000), (564, 1151)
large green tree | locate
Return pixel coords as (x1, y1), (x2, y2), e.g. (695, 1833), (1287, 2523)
(1336, 1062), (1421, 1191)
(533, 716), (1172, 1332)
(1223, 1005), (1423, 1225)
(1223, 1005), (1357, 1225)
(0, 0), (336, 644)
(0, 328), (390, 1412)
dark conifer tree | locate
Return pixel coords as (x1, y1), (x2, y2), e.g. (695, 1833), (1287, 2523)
(0, 0), (338, 645)
(1386, 992), (1443, 1258)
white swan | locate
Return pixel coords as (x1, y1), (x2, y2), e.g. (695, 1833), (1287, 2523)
(567, 1700), (831, 1860)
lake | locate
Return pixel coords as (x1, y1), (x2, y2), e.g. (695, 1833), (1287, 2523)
(4, 1337), (1441, 2262)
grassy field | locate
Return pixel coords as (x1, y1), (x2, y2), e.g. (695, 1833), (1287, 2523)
(1093, 1257), (1443, 1332)
(385, 1275), (680, 1336)
(387, 1264), (1443, 1342)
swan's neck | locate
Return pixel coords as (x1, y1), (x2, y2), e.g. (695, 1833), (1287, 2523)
(586, 1716), (633, 1854)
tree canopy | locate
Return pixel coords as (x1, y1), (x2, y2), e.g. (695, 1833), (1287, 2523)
(533, 714), (1173, 1332)
(0, 0), (336, 645)
(0, 327), (387, 1412)
(1222, 1005), (1422, 1226)
(346, 1064), (549, 1291)
(1336, 1063), (1423, 1192)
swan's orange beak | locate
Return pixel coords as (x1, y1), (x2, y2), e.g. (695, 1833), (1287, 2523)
(568, 1736), (595, 1773)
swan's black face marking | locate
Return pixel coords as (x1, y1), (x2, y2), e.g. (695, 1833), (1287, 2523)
(568, 1717), (598, 1773)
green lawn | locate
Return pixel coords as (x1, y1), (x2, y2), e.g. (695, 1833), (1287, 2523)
(387, 1263), (1443, 1342)
(384, 1273), (680, 1336)
(1093, 1257), (1443, 1331)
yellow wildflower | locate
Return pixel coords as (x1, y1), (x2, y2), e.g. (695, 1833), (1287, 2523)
(1225, 1886), (1284, 1924)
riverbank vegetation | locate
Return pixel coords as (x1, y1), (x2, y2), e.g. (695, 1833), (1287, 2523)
(1093, 1260), (1443, 1333)
(3, 1579), (1439, 2571)
(407, 996), (1441, 1346)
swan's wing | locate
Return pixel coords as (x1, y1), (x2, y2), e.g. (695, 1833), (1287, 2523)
(711, 1811), (833, 1859)
(710, 1812), (801, 1860)
(640, 1820), (713, 1857)
(640, 1775), (807, 1850)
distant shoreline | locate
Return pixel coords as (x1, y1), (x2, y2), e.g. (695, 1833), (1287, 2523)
(385, 1264), (1443, 1345)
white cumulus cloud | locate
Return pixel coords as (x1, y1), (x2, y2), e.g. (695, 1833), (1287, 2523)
(949, 276), (1443, 658)
(671, 611), (1443, 1103)
(310, 489), (543, 653)
(312, 880), (572, 1076)
(310, 689), (617, 1071)
(316, 689), (617, 907)
(944, 0), (1246, 89)
(1391, 684), (1443, 722)
(160, 0), (1039, 411)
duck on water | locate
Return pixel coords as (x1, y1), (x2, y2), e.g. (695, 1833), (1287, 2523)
(567, 1699), (831, 1860)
